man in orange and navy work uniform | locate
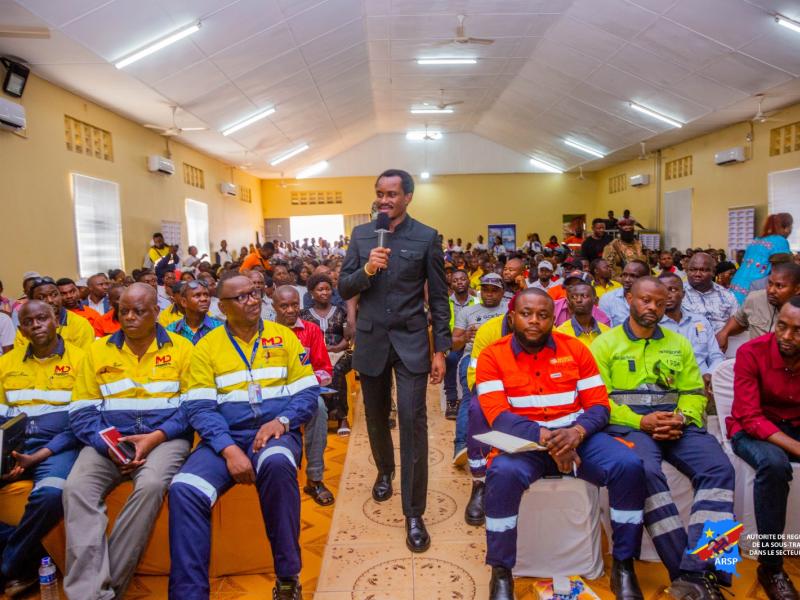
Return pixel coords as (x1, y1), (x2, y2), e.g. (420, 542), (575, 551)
(475, 288), (646, 600)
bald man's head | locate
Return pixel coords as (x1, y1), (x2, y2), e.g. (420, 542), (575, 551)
(687, 252), (716, 291)
(118, 282), (159, 341)
(273, 285), (300, 327)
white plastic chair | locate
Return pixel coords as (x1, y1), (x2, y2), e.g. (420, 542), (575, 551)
(516, 477), (604, 579)
(712, 359), (800, 557)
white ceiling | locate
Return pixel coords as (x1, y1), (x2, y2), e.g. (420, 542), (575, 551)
(2, 0), (800, 177)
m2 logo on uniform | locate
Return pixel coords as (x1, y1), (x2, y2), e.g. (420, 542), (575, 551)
(261, 336), (284, 349)
(54, 365), (72, 376)
(155, 355), (172, 367)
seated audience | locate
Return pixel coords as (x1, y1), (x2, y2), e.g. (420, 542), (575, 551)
(14, 277), (94, 350)
(274, 285), (334, 506)
(166, 280), (222, 344)
(728, 298), (800, 600)
(0, 301), (83, 597)
(598, 260), (650, 327)
(527, 260), (563, 298)
(168, 275), (319, 600)
(552, 268), (609, 327)
(476, 288), (646, 600)
(592, 277), (735, 597)
(301, 273), (353, 435)
(683, 252), (738, 334)
(717, 262), (800, 352)
(63, 283), (192, 599)
(655, 250), (686, 281)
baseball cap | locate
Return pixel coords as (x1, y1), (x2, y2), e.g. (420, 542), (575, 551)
(564, 271), (592, 285)
(538, 260), (554, 271)
(76, 278), (88, 287)
(480, 273), (504, 288)
(22, 271), (41, 282)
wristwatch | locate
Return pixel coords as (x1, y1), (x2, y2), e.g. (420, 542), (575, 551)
(277, 416), (290, 432)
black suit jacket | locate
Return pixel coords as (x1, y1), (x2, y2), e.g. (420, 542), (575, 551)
(338, 215), (451, 376)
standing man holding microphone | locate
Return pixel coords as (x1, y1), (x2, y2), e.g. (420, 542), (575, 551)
(339, 169), (451, 552)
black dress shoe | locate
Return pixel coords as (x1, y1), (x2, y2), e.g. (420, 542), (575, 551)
(372, 471), (393, 502)
(405, 516), (431, 553)
(489, 566), (514, 600)
(610, 558), (644, 600)
(758, 565), (800, 600)
(464, 480), (485, 525)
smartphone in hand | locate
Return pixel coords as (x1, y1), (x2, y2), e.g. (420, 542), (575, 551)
(99, 426), (136, 464)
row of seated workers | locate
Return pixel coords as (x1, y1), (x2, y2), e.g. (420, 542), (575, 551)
(0, 247), (798, 600)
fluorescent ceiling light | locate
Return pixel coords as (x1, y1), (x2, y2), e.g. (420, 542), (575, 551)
(530, 157), (564, 174)
(564, 139), (605, 159)
(420, 171), (430, 179)
(270, 144), (309, 166)
(115, 23), (201, 69)
(296, 160), (328, 179)
(410, 108), (454, 114)
(222, 107), (276, 136)
(417, 58), (476, 65)
(629, 102), (683, 128)
(776, 14), (800, 34)
(406, 130), (442, 141)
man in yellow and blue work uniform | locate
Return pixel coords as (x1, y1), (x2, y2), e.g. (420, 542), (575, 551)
(591, 277), (735, 600)
(476, 289), (646, 600)
(63, 283), (193, 600)
(0, 301), (84, 598)
(168, 275), (320, 600)
(14, 277), (94, 350)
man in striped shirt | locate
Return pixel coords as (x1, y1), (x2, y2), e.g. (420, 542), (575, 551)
(476, 288), (646, 600)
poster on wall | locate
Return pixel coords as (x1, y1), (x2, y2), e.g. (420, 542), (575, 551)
(160, 220), (182, 247)
(488, 224), (516, 252)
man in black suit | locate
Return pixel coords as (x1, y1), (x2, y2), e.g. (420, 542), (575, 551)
(339, 169), (451, 553)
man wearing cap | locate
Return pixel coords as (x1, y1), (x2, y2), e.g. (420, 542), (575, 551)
(451, 273), (508, 522)
(602, 219), (646, 279)
(528, 260), (563, 297)
(13, 277), (95, 350)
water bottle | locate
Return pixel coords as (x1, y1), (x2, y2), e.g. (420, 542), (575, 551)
(39, 556), (60, 600)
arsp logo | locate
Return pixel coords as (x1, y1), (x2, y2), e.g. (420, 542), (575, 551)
(155, 355), (172, 367)
(54, 365), (71, 375)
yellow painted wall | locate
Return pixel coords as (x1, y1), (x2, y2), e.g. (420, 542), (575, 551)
(262, 173), (599, 243)
(0, 74), (262, 296)
(596, 103), (800, 249)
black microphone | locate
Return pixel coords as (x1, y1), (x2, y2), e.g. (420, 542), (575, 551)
(376, 212), (391, 248)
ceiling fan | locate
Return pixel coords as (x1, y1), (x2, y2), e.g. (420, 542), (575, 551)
(437, 14), (495, 46)
(143, 105), (207, 136)
(435, 88), (463, 110)
(751, 94), (782, 123)
(278, 172), (301, 188)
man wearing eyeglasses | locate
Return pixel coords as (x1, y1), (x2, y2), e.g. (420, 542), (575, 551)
(168, 274), (319, 600)
(13, 277), (94, 350)
(166, 281), (221, 344)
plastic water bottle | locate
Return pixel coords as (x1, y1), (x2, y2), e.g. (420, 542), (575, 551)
(38, 556), (60, 600)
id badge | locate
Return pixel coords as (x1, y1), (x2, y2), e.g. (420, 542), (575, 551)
(248, 381), (262, 405)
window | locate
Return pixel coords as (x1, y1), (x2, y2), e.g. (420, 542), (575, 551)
(768, 168), (800, 251)
(72, 173), (123, 277)
(289, 214), (344, 244)
(185, 199), (210, 257)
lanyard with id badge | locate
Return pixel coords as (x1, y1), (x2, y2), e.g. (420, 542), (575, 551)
(226, 325), (263, 405)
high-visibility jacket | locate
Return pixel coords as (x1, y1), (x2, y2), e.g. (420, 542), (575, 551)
(158, 304), (183, 328)
(556, 317), (610, 347)
(476, 331), (610, 446)
(0, 336), (83, 454)
(183, 320), (319, 454)
(590, 321), (707, 430)
(69, 326), (193, 455)
(69, 306), (105, 338)
(466, 314), (506, 390)
(14, 308), (94, 350)
(449, 294), (479, 331)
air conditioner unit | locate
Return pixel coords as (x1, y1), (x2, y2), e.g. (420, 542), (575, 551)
(147, 154), (175, 175)
(629, 174), (650, 187)
(714, 146), (746, 166)
(219, 182), (238, 196)
(0, 97), (25, 130)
